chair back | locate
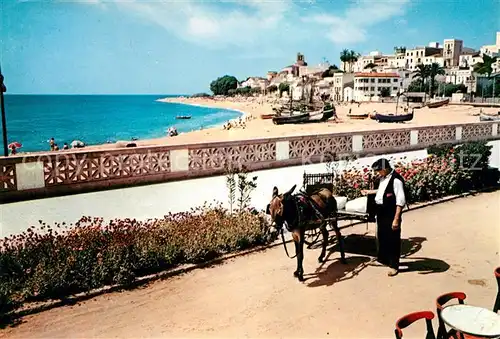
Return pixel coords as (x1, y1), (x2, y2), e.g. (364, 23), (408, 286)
(395, 311), (436, 339)
(436, 292), (466, 339)
(494, 267), (500, 313)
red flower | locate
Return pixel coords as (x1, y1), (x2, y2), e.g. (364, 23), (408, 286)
(353, 183), (359, 189)
(363, 167), (369, 173)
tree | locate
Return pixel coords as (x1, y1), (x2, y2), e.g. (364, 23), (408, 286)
(321, 65), (341, 78)
(267, 85), (278, 93)
(412, 64), (431, 92)
(348, 50), (360, 72)
(428, 62), (445, 97)
(210, 75), (238, 96)
(474, 55), (498, 98)
(436, 83), (467, 97)
(408, 79), (429, 93)
(474, 54), (498, 77)
(278, 83), (290, 97)
(340, 49), (350, 72)
(379, 87), (391, 97)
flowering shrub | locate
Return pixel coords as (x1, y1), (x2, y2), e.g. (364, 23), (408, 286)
(0, 206), (273, 315)
(331, 142), (498, 204)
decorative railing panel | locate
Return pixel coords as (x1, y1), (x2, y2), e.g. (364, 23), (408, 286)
(418, 126), (456, 145)
(188, 142), (276, 171)
(289, 135), (352, 159)
(462, 123), (493, 141)
(44, 150), (171, 186)
(0, 164), (16, 191)
(1, 121), (499, 202)
(362, 130), (411, 151)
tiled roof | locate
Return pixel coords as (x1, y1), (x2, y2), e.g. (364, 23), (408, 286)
(354, 72), (399, 78)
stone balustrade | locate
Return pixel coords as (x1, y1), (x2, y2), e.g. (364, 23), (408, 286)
(1, 121), (499, 203)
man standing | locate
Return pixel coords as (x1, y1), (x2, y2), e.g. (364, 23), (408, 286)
(362, 158), (406, 277)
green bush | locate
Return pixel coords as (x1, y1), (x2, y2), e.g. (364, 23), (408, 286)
(0, 207), (273, 315)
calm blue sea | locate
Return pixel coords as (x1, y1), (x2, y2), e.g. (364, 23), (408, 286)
(2, 95), (241, 152)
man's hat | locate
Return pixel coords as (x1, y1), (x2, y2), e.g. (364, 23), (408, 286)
(371, 158), (392, 171)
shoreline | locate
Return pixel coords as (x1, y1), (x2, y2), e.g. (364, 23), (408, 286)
(5, 96), (499, 156)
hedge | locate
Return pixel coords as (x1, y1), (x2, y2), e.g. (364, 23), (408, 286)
(0, 206), (273, 316)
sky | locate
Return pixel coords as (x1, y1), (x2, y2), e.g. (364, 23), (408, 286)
(1, 0), (499, 94)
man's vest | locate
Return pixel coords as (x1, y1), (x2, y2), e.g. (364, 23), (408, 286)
(373, 171), (408, 218)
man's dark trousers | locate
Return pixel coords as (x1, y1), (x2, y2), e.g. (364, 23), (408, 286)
(376, 211), (401, 270)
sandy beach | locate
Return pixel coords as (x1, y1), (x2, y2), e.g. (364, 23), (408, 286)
(14, 97), (500, 155)
(107, 96), (496, 149)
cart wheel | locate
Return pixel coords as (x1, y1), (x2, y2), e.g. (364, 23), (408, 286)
(304, 228), (321, 248)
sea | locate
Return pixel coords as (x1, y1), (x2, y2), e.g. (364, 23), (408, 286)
(2, 95), (242, 153)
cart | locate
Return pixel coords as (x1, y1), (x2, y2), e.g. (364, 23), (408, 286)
(302, 172), (376, 246)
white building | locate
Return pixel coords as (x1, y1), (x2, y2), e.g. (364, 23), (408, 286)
(459, 52), (482, 68)
(332, 73), (355, 102)
(239, 77), (268, 90)
(480, 32), (500, 56)
(445, 67), (476, 93)
(443, 39), (463, 67)
(352, 72), (402, 101)
(405, 46), (443, 70)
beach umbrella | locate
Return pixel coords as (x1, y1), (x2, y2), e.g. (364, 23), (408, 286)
(8, 141), (21, 149)
(71, 140), (85, 148)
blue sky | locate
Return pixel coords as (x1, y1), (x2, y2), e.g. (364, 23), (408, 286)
(1, 0), (499, 94)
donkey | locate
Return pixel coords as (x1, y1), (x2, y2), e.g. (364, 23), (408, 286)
(268, 184), (347, 282)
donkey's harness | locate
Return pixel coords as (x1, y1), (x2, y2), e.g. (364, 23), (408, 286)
(280, 191), (328, 259)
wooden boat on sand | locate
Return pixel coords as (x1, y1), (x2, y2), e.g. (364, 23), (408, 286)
(260, 113), (275, 120)
(376, 92), (414, 123)
(348, 113), (369, 120)
(426, 98), (449, 108)
(272, 112), (310, 125)
(479, 113), (500, 122)
(376, 111), (414, 123)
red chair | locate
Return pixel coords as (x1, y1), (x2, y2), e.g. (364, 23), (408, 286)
(395, 311), (436, 339)
(436, 292), (480, 339)
(494, 267), (500, 313)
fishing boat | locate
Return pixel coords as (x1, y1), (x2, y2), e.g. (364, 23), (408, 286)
(376, 111), (414, 123)
(348, 113), (369, 120)
(479, 113), (500, 122)
(260, 113), (276, 120)
(176, 115), (192, 119)
(426, 98), (449, 108)
(376, 92), (414, 123)
(272, 112), (310, 125)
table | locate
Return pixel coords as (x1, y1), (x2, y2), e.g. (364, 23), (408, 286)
(441, 304), (500, 338)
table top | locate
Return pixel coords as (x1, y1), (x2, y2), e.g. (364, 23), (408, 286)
(441, 304), (500, 338)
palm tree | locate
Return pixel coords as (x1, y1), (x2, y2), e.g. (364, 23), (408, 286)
(413, 64), (431, 92)
(348, 50), (360, 72)
(474, 54), (498, 98)
(428, 63), (445, 97)
(474, 54), (498, 77)
(340, 49), (350, 72)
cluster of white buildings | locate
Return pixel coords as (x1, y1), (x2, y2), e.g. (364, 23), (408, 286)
(238, 32), (500, 102)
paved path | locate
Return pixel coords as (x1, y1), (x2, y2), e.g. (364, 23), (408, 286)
(1, 192), (499, 338)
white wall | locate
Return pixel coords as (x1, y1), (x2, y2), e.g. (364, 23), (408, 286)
(1, 141), (499, 238)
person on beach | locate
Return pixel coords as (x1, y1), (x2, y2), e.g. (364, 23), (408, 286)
(362, 158), (407, 277)
(49, 137), (55, 151)
(10, 145), (17, 155)
(53, 144), (59, 151)
(63, 143), (69, 150)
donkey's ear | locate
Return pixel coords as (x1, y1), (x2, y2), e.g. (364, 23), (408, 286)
(284, 184), (296, 197)
(272, 186), (279, 198)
